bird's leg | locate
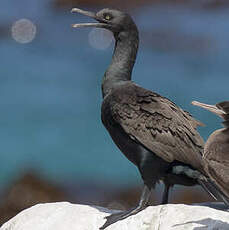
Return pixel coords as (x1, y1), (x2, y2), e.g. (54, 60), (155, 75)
(161, 182), (170, 205)
(100, 185), (151, 229)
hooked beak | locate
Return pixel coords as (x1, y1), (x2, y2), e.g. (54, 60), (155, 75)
(71, 8), (111, 29)
(192, 101), (226, 117)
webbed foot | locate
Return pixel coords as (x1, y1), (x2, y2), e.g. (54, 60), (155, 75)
(100, 206), (145, 229)
(100, 185), (152, 229)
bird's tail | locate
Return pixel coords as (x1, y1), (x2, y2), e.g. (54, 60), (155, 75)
(216, 101), (229, 127)
(172, 165), (229, 207)
(198, 176), (229, 207)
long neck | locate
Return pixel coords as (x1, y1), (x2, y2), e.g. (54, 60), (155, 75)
(102, 28), (139, 98)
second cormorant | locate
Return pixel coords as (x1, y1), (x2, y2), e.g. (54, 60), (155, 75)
(192, 100), (229, 204)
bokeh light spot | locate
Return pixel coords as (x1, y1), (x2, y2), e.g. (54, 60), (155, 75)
(88, 28), (114, 50)
(11, 19), (37, 44)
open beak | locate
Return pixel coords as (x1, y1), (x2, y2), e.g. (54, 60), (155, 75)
(71, 8), (110, 29)
(192, 101), (226, 117)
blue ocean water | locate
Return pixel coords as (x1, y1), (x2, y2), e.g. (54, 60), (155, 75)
(0, 0), (229, 189)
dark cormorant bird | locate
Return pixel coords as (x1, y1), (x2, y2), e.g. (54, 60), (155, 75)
(71, 8), (229, 229)
(192, 101), (229, 202)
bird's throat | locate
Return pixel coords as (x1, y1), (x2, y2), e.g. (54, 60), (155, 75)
(102, 29), (139, 98)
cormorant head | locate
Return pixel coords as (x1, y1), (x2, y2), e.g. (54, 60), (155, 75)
(71, 8), (137, 34)
(192, 101), (229, 128)
(192, 101), (226, 118)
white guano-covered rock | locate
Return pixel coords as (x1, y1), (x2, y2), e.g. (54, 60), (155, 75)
(1, 202), (229, 230)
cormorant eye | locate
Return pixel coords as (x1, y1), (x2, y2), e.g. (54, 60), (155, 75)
(104, 14), (112, 21)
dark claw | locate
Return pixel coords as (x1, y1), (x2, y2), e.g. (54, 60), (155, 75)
(100, 185), (151, 229)
(100, 206), (145, 229)
(100, 212), (124, 229)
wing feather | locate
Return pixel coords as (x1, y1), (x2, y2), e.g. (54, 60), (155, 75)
(110, 83), (204, 170)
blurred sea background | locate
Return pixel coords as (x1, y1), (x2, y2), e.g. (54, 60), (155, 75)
(0, 0), (229, 224)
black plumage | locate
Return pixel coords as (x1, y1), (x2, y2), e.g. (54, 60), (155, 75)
(71, 8), (229, 229)
(192, 100), (229, 204)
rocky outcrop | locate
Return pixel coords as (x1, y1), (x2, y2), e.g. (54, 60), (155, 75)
(1, 202), (229, 229)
